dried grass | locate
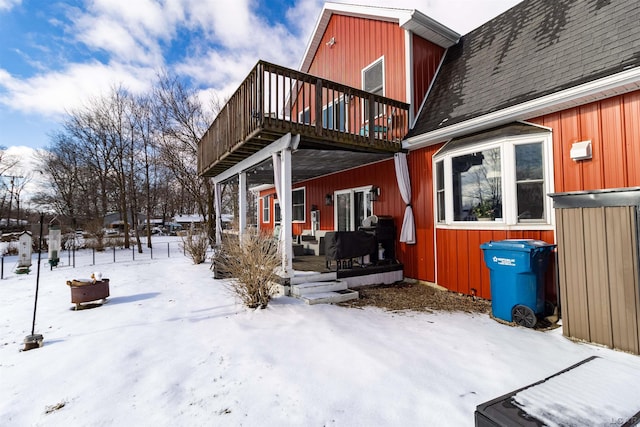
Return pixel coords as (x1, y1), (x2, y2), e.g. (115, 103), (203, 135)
(340, 282), (491, 314)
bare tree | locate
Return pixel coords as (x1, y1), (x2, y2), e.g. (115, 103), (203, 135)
(153, 73), (221, 241)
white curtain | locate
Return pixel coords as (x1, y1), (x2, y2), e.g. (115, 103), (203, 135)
(214, 182), (222, 245)
(271, 153), (284, 244)
(394, 152), (416, 244)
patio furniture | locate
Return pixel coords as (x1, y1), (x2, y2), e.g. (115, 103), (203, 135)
(324, 231), (377, 270)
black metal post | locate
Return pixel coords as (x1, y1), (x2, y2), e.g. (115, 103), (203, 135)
(167, 242), (170, 258)
(31, 213), (44, 335)
(150, 246), (153, 259)
(1, 256), (3, 279)
(92, 248), (95, 265)
(24, 213), (45, 350)
(113, 246), (116, 263)
(132, 247), (135, 261)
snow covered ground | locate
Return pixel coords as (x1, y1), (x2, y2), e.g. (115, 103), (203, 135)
(1, 236), (639, 426)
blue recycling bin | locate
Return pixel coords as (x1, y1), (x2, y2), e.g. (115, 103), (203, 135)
(480, 240), (556, 327)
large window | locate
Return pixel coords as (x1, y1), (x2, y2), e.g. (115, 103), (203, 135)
(434, 133), (552, 227)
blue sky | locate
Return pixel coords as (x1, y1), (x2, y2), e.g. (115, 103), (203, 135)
(0, 0), (521, 150)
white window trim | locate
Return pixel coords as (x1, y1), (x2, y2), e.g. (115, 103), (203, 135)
(334, 185), (374, 231)
(433, 133), (555, 231)
(274, 200), (281, 225)
(361, 57), (386, 125)
(292, 187), (306, 223)
(262, 195), (270, 223)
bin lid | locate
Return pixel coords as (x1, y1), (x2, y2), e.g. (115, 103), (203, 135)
(480, 239), (555, 252)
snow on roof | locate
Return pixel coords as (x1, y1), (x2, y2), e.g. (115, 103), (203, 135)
(513, 356), (640, 425)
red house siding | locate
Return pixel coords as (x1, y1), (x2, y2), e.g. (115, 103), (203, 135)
(412, 35), (444, 117)
(529, 89), (640, 192)
(435, 90), (640, 301)
(309, 15), (407, 102)
(435, 229), (556, 301)
(258, 155), (436, 279)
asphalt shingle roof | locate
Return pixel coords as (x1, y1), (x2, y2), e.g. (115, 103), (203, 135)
(408, 0), (640, 138)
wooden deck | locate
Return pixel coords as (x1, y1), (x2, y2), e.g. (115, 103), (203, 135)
(198, 60), (409, 177)
(293, 255), (403, 280)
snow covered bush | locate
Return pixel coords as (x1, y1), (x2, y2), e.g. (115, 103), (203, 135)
(212, 230), (279, 309)
(181, 231), (211, 264)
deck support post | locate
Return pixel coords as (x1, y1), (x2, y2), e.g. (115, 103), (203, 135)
(214, 182), (222, 247)
(279, 147), (293, 279)
(238, 172), (247, 243)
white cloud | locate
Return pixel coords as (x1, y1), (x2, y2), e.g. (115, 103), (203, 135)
(0, 62), (156, 118)
(0, 0), (20, 12)
(0, 0), (522, 138)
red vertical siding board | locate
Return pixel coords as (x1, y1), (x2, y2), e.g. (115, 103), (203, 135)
(624, 92), (640, 186)
(559, 109), (583, 191)
(601, 97), (627, 188)
(412, 35), (445, 116)
(457, 230), (470, 295)
(578, 103), (604, 191)
(436, 228), (448, 288)
(467, 231), (485, 297)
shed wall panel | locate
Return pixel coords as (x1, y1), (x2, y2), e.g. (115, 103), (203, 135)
(605, 206), (639, 354)
(583, 207), (612, 348)
(557, 208), (590, 341)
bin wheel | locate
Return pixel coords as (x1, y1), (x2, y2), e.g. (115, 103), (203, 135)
(512, 305), (537, 328)
(544, 300), (556, 317)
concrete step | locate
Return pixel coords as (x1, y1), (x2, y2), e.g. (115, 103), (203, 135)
(291, 280), (347, 296)
(290, 272), (336, 285)
(300, 289), (359, 305)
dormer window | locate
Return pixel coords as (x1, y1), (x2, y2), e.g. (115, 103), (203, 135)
(363, 57), (384, 96)
(362, 57), (385, 120)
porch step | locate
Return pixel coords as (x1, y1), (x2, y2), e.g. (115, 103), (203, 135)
(290, 272), (337, 285)
(291, 280), (347, 296)
(300, 289), (359, 305)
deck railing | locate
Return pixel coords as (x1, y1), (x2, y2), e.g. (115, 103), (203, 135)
(198, 60), (409, 176)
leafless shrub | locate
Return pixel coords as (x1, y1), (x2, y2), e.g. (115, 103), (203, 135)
(105, 236), (125, 249)
(212, 231), (280, 309)
(85, 220), (106, 251)
(181, 231), (210, 264)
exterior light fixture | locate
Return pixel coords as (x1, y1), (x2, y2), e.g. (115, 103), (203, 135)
(325, 194), (333, 206)
(370, 186), (380, 202)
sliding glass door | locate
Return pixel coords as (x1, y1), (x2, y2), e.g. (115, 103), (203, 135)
(335, 187), (373, 231)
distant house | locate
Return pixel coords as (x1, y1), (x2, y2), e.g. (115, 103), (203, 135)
(198, 0), (640, 307)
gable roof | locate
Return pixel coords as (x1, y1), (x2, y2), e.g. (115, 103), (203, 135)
(406, 0), (640, 147)
(299, 2), (459, 73)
